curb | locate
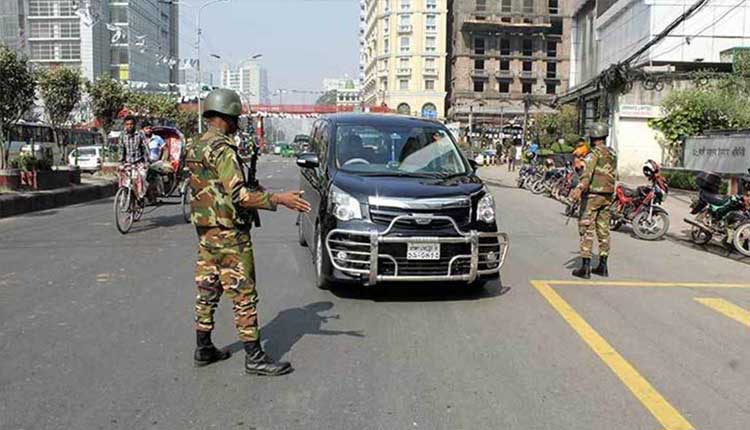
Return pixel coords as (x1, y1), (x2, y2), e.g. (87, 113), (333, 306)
(0, 180), (117, 219)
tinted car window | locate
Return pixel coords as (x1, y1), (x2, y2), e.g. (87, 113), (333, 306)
(335, 124), (467, 175)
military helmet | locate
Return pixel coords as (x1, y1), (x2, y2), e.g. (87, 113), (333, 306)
(588, 122), (609, 139)
(202, 88), (242, 118)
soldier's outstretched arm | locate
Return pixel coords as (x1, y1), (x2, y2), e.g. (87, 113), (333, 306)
(215, 147), (277, 211)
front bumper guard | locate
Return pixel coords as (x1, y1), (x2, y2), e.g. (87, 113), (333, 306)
(326, 215), (510, 285)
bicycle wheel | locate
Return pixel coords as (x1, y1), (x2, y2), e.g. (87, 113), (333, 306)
(114, 187), (134, 234)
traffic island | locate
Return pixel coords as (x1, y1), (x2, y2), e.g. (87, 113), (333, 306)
(0, 177), (117, 218)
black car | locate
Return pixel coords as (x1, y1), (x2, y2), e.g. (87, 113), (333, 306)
(296, 114), (509, 289)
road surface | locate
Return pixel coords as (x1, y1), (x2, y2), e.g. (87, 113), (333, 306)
(1, 157), (749, 430)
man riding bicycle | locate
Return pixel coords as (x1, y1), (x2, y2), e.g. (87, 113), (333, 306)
(119, 116), (149, 199)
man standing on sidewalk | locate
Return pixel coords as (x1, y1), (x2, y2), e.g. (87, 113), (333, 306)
(569, 123), (617, 279)
(507, 144), (517, 172)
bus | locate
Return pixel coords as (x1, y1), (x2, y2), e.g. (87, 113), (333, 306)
(6, 122), (103, 163)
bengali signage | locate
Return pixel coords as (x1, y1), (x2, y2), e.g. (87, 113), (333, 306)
(618, 104), (662, 118)
(684, 134), (750, 174)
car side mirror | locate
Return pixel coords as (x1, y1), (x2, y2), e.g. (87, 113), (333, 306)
(468, 159), (479, 171)
(296, 152), (319, 169)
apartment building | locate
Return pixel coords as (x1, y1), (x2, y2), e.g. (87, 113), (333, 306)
(447, 0), (572, 126)
(220, 58), (270, 105)
(0, 0), (111, 81)
(361, 0), (448, 119)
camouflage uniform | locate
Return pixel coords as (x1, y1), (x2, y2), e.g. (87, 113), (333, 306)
(186, 127), (276, 342)
(577, 145), (617, 258)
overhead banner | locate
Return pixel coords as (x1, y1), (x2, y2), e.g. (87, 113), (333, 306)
(684, 134), (750, 174)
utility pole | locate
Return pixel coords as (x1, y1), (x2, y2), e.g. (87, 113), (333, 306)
(194, 0), (229, 134)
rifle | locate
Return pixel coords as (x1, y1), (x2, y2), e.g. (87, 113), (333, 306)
(246, 134), (261, 228)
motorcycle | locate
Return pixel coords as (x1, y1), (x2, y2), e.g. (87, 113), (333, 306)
(684, 169), (750, 255)
(610, 160), (670, 241)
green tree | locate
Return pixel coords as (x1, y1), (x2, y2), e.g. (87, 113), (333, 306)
(126, 92), (179, 120)
(175, 110), (198, 139)
(0, 45), (36, 169)
(316, 90), (337, 106)
(529, 105), (580, 150)
(37, 67), (82, 163)
(87, 77), (127, 160)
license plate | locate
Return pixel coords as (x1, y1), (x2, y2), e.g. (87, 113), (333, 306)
(407, 243), (440, 260)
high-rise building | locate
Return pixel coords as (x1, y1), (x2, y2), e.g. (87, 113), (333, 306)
(1, 0), (111, 81)
(361, 0), (448, 119)
(446, 0), (572, 126)
(109, 0), (178, 88)
(220, 58), (270, 105)
(358, 0), (367, 83)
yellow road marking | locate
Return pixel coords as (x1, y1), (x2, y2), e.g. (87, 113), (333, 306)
(543, 280), (750, 289)
(694, 298), (750, 327)
(531, 280), (694, 430)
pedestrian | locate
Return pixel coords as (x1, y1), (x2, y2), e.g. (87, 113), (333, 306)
(569, 122), (617, 279)
(186, 88), (311, 376)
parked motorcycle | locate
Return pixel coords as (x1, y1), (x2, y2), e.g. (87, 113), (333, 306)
(684, 170), (750, 255)
(610, 160), (670, 240)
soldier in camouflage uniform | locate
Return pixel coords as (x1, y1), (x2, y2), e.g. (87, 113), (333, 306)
(186, 88), (310, 376)
(569, 122), (617, 279)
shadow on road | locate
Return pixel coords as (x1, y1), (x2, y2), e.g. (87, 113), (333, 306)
(223, 301), (365, 358)
(666, 228), (750, 265)
(328, 279), (511, 303)
(128, 213), (189, 234)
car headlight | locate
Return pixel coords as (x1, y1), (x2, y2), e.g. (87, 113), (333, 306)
(330, 185), (362, 222)
(477, 191), (496, 223)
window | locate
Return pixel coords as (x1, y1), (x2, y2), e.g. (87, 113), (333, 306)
(546, 83), (556, 95)
(400, 37), (410, 53)
(399, 79), (409, 90)
(474, 59), (485, 70)
(425, 79), (435, 90)
(425, 57), (436, 69)
(400, 14), (411, 26)
(522, 82), (532, 94)
(30, 42), (54, 60)
(426, 15), (436, 31)
(384, 17), (390, 34)
(500, 59), (510, 70)
(551, 17), (563, 35)
(548, 0), (559, 14)
(500, 39), (511, 56)
(501, 16), (512, 22)
(476, 0), (486, 11)
(501, 0), (512, 13)
(546, 62), (556, 78)
(421, 103), (438, 118)
(397, 103), (411, 114)
(499, 81), (510, 93)
(473, 79), (485, 92)
(30, 22), (53, 38)
(384, 37), (390, 54)
(474, 37), (485, 55)
(425, 36), (437, 52)
(109, 6), (128, 24)
(400, 0), (410, 11)
(547, 41), (557, 57)
(60, 22), (79, 38)
(399, 57), (409, 68)
(522, 61), (532, 71)
(523, 0), (534, 13)
(59, 42), (79, 60)
(382, 79), (389, 91)
(426, 0), (437, 10)
(522, 39), (533, 56)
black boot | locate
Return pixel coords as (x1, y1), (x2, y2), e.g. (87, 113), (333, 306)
(592, 256), (609, 277)
(194, 330), (231, 367)
(244, 340), (293, 376)
(572, 258), (591, 279)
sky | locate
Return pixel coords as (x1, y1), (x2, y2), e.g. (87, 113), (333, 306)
(178, 0), (361, 103)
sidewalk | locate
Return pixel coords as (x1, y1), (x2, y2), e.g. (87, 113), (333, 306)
(478, 165), (750, 264)
(0, 175), (117, 218)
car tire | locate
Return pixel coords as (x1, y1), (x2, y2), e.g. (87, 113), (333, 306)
(314, 225), (332, 290)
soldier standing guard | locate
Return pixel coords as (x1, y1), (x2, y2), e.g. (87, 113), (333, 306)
(569, 122), (617, 279)
(186, 89), (311, 376)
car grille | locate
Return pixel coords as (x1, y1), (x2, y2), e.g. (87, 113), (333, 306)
(369, 206), (471, 229)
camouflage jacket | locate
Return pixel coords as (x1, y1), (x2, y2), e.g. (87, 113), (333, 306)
(579, 145), (617, 194)
(186, 127), (276, 228)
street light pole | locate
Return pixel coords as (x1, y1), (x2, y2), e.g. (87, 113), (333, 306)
(196, 0), (229, 134)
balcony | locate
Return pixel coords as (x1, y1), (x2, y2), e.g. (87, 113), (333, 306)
(462, 15), (551, 33)
(545, 72), (560, 81)
(378, 69), (389, 78)
(495, 69), (513, 79)
(398, 24), (413, 33)
(471, 69), (489, 78)
(519, 70), (538, 80)
(423, 67), (438, 76)
(396, 67), (412, 76)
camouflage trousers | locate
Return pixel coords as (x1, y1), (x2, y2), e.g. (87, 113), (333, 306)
(195, 227), (259, 342)
(578, 194), (614, 259)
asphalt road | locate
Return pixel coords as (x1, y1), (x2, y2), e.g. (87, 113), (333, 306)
(1, 157), (749, 430)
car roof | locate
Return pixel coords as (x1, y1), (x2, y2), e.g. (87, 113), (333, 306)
(323, 113), (444, 128)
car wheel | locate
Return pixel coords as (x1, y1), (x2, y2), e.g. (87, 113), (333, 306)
(298, 214), (308, 247)
(314, 226), (331, 290)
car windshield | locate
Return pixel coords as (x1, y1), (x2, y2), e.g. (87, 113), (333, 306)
(78, 148), (97, 156)
(335, 124), (467, 176)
